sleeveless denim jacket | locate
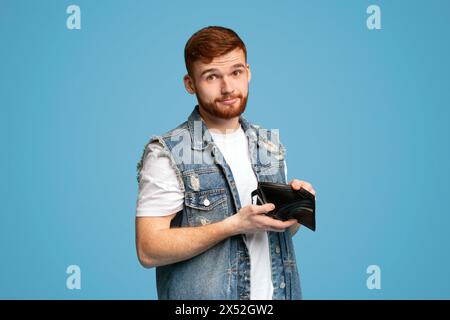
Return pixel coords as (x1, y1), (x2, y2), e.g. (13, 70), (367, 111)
(137, 105), (302, 300)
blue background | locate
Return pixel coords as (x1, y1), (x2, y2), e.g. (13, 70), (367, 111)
(1, 0), (449, 299)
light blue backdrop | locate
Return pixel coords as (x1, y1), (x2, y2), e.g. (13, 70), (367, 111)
(1, 0), (449, 299)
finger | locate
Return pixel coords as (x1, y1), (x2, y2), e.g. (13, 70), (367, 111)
(299, 181), (311, 190)
(289, 179), (302, 190)
(263, 216), (298, 230)
(249, 203), (275, 215)
(290, 179), (312, 191)
(295, 181), (316, 196)
(301, 183), (315, 196)
(283, 219), (299, 228)
(267, 220), (297, 232)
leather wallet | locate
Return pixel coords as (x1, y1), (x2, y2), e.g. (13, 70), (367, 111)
(251, 182), (316, 231)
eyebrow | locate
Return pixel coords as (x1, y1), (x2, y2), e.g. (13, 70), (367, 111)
(200, 63), (246, 77)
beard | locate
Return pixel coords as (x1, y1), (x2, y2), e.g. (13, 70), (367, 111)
(196, 90), (249, 119)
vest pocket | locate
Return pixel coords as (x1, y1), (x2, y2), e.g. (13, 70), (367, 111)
(185, 188), (228, 226)
(259, 160), (284, 182)
(258, 143), (286, 181)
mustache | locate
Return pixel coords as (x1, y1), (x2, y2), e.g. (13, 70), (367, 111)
(216, 94), (242, 102)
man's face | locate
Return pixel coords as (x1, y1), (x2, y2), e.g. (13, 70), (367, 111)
(184, 48), (251, 119)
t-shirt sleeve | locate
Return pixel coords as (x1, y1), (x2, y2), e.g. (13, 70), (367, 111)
(136, 141), (184, 217)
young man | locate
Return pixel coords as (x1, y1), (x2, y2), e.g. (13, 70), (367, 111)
(135, 26), (316, 300)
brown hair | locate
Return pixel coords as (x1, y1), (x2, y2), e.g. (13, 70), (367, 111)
(184, 26), (247, 76)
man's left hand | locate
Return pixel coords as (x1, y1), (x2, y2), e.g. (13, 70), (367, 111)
(289, 179), (316, 196)
(288, 179), (316, 236)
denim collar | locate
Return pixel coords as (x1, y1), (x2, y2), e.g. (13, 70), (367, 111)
(187, 105), (258, 151)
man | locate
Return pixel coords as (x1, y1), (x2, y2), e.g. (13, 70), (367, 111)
(135, 26), (316, 300)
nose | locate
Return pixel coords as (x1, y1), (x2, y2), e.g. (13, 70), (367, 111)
(220, 76), (235, 96)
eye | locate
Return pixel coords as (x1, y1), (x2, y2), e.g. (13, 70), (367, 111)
(206, 74), (217, 81)
(232, 70), (242, 77)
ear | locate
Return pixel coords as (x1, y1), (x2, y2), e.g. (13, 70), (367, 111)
(183, 74), (196, 94)
(246, 64), (252, 83)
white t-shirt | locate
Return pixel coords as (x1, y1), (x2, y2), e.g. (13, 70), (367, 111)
(136, 125), (274, 300)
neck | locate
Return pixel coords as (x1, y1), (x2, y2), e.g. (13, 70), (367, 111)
(198, 105), (240, 134)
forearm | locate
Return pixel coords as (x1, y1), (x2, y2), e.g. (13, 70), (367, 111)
(140, 216), (239, 267)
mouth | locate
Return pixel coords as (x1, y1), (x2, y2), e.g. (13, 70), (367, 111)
(218, 97), (239, 106)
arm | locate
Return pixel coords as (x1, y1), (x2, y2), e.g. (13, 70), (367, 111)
(136, 213), (237, 268)
(136, 203), (297, 268)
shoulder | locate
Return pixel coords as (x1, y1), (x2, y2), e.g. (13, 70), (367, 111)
(136, 121), (190, 182)
(138, 120), (189, 162)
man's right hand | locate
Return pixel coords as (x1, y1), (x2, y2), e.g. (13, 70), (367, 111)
(136, 203), (297, 268)
(227, 203), (298, 235)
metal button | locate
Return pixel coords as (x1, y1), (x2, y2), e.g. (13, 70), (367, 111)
(280, 282), (286, 289)
(203, 198), (210, 206)
(275, 246), (280, 254)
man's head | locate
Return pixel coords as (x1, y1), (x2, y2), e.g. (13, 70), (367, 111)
(183, 26), (251, 119)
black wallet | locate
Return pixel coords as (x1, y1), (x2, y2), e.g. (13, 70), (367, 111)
(251, 182), (316, 231)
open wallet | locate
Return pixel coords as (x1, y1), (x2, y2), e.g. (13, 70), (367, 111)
(251, 181), (316, 231)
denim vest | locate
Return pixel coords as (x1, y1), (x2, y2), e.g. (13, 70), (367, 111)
(137, 105), (302, 300)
